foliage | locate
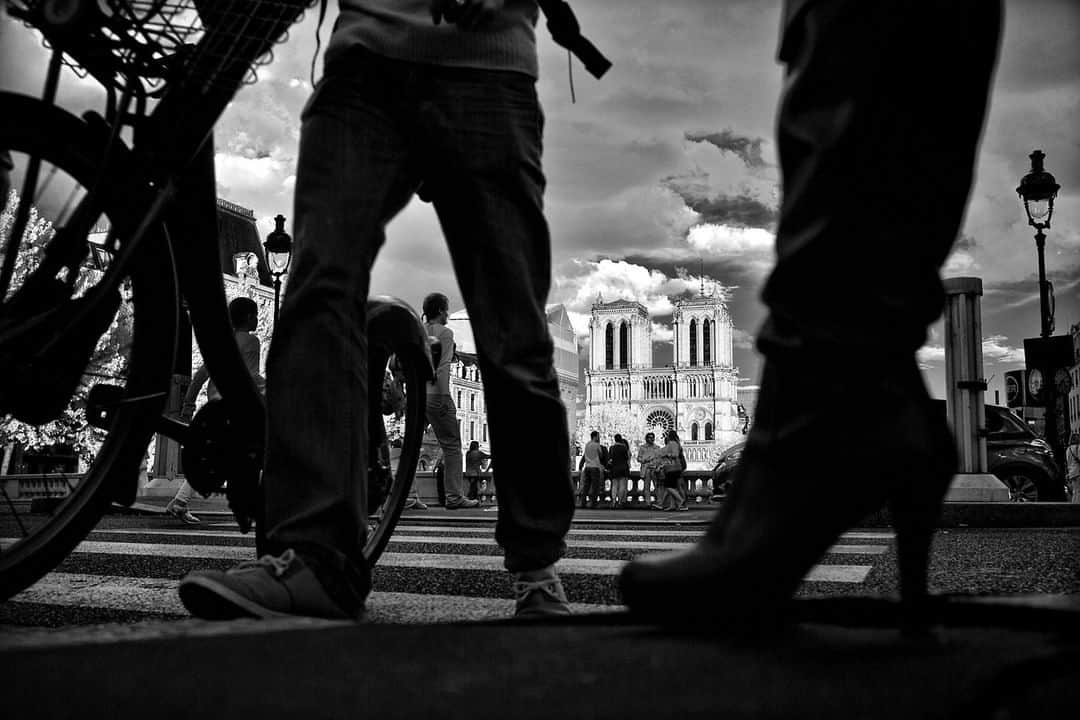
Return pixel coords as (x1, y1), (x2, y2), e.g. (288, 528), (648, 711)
(576, 403), (648, 454)
(0, 190), (132, 468)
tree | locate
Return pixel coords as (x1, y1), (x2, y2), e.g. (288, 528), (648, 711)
(576, 402), (645, 454)
(0, 190), (132, 471)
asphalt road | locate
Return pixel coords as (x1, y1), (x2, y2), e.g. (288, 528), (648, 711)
(2, 510), (1078, 633)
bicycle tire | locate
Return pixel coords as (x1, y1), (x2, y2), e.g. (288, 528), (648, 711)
(363, 301), (430, 566)
(0, 93), (178, 600)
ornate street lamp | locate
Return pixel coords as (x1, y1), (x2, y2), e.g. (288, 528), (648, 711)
(263, 214), (293, 324)
(1016, 149), (1060, 339)
(1017, 150), (1065, 467)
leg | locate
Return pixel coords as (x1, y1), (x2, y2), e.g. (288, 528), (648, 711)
(426, 68), (573, 573)
(247, 56), (418, 615)
(620, 0), (1001, 629)
(427, 396), (469, 507)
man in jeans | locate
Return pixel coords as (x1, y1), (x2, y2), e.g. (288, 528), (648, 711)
(422, 292), (477, 510)
(178, 0), (575, 620)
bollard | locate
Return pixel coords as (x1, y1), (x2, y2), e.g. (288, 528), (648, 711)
(942, 277), (1009, 501)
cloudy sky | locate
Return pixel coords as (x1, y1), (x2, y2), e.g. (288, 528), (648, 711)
(3, 0), (1078, 403)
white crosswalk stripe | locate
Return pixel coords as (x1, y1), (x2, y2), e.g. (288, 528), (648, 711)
(4, 521), (896, 626)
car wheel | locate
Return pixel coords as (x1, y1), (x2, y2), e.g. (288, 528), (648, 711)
(996, 468), (1043, 502)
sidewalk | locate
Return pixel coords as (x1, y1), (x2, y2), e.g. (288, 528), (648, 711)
(4, 598), (1078, 718)
(118, 494), (1080, 527)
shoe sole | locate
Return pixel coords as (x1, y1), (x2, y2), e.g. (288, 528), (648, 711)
(178, 576), (292, 620)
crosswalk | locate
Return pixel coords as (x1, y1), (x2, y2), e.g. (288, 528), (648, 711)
(4, 519), (897, 627)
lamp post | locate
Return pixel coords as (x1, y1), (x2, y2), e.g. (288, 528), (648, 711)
(1016, 150), (1062, 462)
(263, 214), (293, 325)
(1016, 150), (1060, 339)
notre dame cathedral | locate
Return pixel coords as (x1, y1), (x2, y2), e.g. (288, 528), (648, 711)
(583, 292), (743, 468)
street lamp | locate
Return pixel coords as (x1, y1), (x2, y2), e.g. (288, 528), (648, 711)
(1017, 150), (1064, 467)
(1016, 149), (1060, 339)
(263, 214), (293, 324)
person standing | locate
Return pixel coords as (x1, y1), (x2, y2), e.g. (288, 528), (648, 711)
(657, 430), (687, 512)
(464, 440), (491, 502)
(607, 434), (631, 509)
(179, 0), (576, 620)
(422, 292), (478, 510)
(1066, 432), (1080, 504)
(638, 432), (663, 510)
(578, 430), (607, 509)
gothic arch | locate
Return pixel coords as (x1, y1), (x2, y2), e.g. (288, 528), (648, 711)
(619, 320), (629, 369)
(604, 322), (614, 369)
(689, 318), (697, 366)
(691, 422), (699, 441)
(703, 319), (711, 365)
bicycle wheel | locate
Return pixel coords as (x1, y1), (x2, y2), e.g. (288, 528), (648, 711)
(0, 93), (178, 600)
(364, 299), (430, 565)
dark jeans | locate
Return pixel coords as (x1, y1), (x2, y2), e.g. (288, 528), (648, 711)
(758, 0), (1002, 362)
(262, 48), (574, 599)
(580, 467), (604, 505)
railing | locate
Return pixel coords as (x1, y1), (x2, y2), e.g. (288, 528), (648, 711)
(411, 470), (721, 507)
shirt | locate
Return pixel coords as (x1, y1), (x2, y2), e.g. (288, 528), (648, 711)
(328, 0), (540, 78)
(425, 321), (454, 397)
(581, 440), (606, 470)
(465, 448), (490, 475)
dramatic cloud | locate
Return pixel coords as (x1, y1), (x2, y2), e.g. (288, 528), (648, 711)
(552, 259), (735, 318)
(663, 171), (779, 230)
(685, 129), (769, 169)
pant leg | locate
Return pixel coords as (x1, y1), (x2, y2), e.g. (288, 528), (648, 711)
(173, 480), (194, 505)
(427, 395), (466, 504)
(759, 0), (1002, 361)
(422, 67), (573, 572)
(262, 57), (419, 592)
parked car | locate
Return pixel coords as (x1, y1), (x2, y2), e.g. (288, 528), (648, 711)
(708, 403), (1066, 502)
(976, 403), (1066, 502)
(709, 441), (744, 500)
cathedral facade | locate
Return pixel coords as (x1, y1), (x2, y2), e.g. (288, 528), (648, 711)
(584, 295), (743, 469)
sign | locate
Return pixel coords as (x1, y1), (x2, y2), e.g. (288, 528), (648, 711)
(1004, 369), (1026, 408)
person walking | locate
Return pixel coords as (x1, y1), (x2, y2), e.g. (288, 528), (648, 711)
(607, 434), (631, 509)
(1066, 432), (1080, 504)
(620, 0), (1002, 633)
(578, 430), (607, 510)
(166, 297), (265, 525)
(657, 430), (687, 512)
(464, 440), (491, 502)
(179, 0), (576, 620)
(422, 292), (478, 510)
(638, 432), (663, 510)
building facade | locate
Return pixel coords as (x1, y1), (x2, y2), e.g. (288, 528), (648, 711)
(1069, 322), (1080, 439)
(583, 295), (743, 469)
(417, 304), (581, 470)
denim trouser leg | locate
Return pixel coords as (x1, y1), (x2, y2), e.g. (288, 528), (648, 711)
(426, 394), (466, 504)
(759, 0), (1002, 361)
(423, 69), (574, 572)
(262, 65), (418, 596)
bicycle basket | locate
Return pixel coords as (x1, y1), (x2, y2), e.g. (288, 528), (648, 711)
(7, 0), (316, 97)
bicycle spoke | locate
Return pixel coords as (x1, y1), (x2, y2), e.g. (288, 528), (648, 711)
(0, 485), (30, 538)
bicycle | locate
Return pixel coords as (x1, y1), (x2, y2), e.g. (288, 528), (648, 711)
(0, 0), (434, 601)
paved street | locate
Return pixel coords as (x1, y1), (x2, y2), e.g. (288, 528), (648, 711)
(2, 504), (1078, 635)
(2, 506), (1079, 718)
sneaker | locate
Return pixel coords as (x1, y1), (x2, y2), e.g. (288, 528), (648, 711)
(178, 549), (359, 620)
(513, 566), (571, 618)
(165, 501), (200, 525)
(445, 498), (480, 509)
(404, 498), (428, 510)
(676, 506), (690, 512)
